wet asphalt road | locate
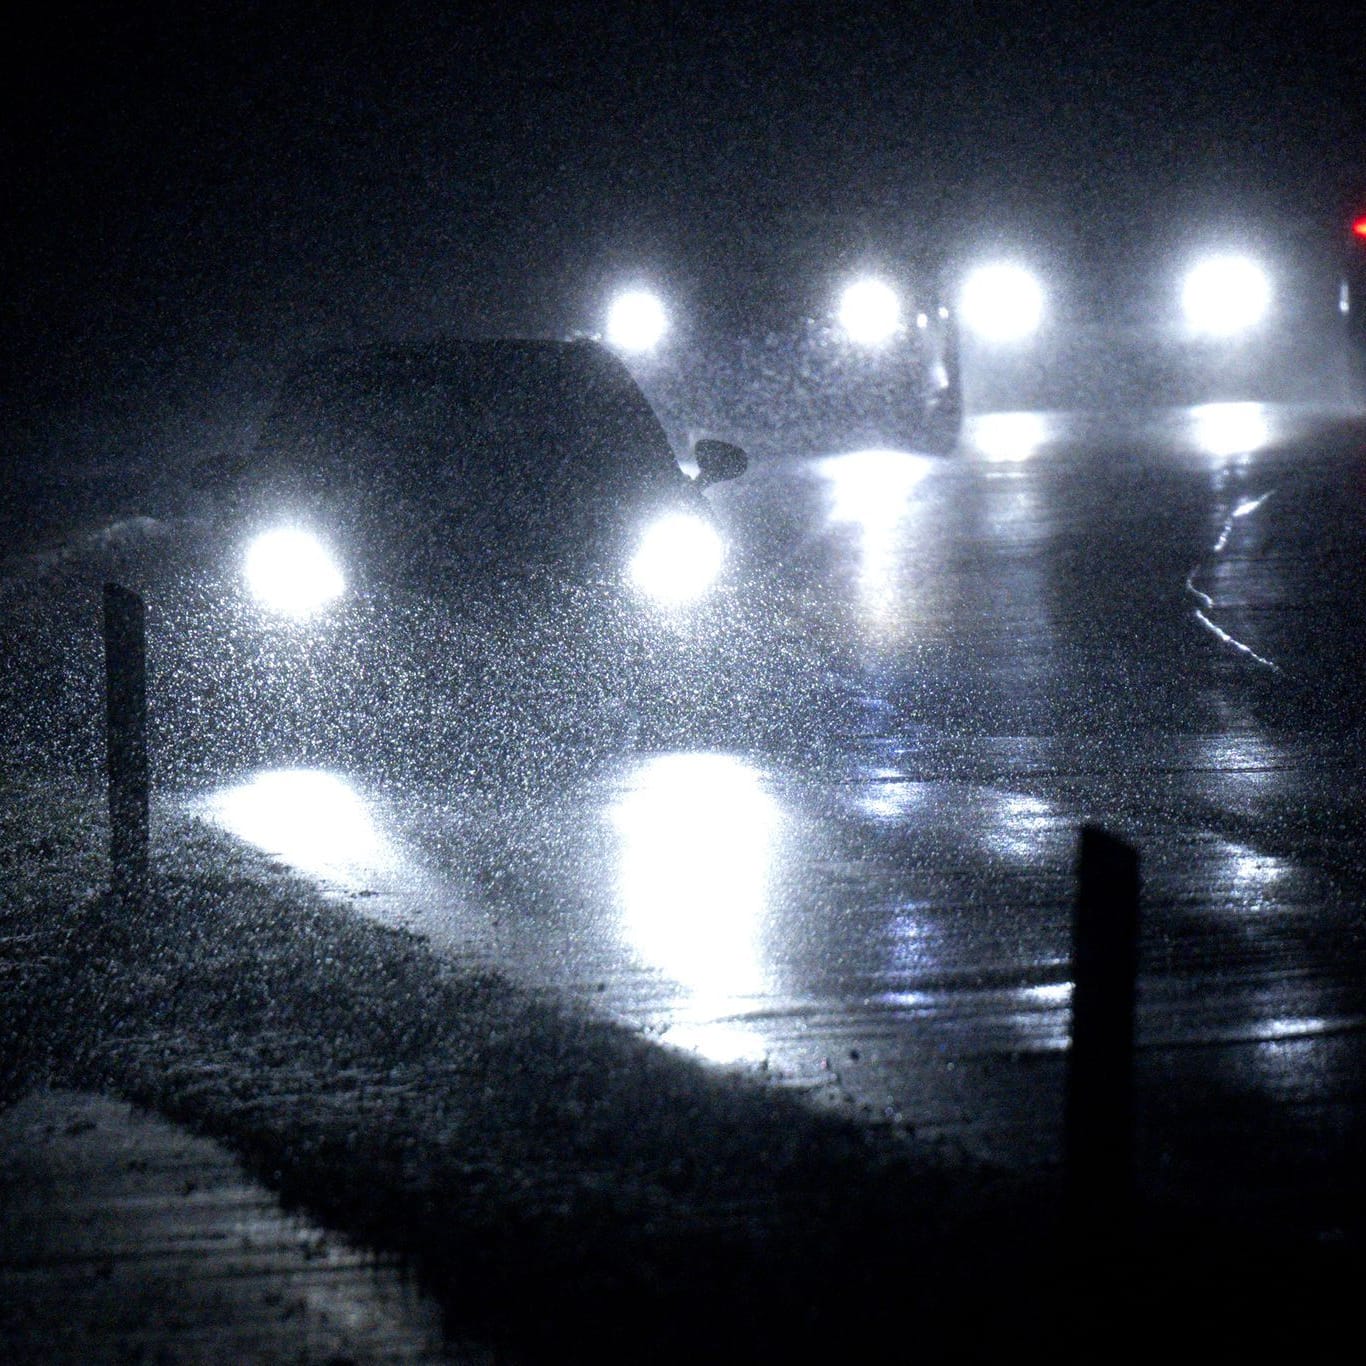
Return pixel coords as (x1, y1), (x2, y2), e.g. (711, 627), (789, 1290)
(206, 400), (1366, 1231)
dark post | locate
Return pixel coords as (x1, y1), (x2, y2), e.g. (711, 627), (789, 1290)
(1065, 824), (1139, 1244)
(104, 583), (149, 899)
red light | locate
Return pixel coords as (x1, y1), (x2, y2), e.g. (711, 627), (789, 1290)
(1354, 216), (1366, 240)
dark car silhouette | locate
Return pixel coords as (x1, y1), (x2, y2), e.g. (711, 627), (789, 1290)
(238, 338), (745, 586)
(5, 337), (846, 788)
(146, 337), (780, 781)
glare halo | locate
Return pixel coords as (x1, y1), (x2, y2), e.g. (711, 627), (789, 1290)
(244, 528), (346, 618)
(628, 513), (724, 605)
(838, 278), (902, 345)
(960, 263), (1045, 342)
(1181, 254), (1272, 336)
(605, 288), (669, 353)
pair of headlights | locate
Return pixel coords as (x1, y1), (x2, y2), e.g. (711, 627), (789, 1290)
(960, 256), (1276, 341)
(835, 257), (1276, 343)
(243, 516), (726, 619)
(961, 256), (1275, 340)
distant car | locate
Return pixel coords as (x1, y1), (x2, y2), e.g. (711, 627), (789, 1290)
(1343, 207), (1366, 349)
(959, 214), (1360, 410)
(88, 338), (798, 782)
(594, 250), (963, 457)
(235, 338), (746, 605)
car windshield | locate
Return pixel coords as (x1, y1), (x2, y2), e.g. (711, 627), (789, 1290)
(247, 338), (688, 566)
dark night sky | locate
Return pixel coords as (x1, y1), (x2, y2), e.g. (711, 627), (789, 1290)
(4, 0), (1363, 468)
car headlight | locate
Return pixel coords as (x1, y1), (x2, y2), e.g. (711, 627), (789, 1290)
(1181, 254), (1272, 336)
(244, 528), (346, 618)
(628, 513), (725, 606)
(838, 278), (902, 345)
(960, 263), (1045, 342)
(605, 288), (669, 353)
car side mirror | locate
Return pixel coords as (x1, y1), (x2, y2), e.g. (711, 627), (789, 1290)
(692, 439), (747, 489)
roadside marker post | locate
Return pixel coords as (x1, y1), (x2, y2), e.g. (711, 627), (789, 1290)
(1065, 824), (1139, 1245)
(104, 583), (149, 900)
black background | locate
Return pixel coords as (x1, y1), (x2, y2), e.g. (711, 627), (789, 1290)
(4, 0), (1363, 470)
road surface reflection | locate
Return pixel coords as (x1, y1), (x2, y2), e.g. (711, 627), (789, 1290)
(1189, 400), (1272, 460)
(204, 768), (399, 893)
(610, 752), (780, 1063)
(965, 409), (1052, 463)
(815, 448), (934, 635)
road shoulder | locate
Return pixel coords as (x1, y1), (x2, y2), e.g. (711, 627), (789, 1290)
(0, 1088), (460, 1364)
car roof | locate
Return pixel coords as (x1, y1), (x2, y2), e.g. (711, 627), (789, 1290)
(255, 337), (678, 484)
(243, 337), (689, 568)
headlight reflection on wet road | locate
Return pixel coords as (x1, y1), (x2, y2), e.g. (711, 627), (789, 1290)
(610, 752), (781, 1062)
(966, 410), (1052, 463)
(205, 769), (397, 893)
(1189, 401), (1272, 461)
(817, 448), (934, 631)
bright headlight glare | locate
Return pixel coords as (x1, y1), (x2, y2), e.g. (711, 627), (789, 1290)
(629, 513), (724, 605)
(245, 528), (345, 618)
(606, 288), (668, 353)
(960, 263), (1045, 342)
(1181, 254), (1271, 336)
(838, 278), (902, 345)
